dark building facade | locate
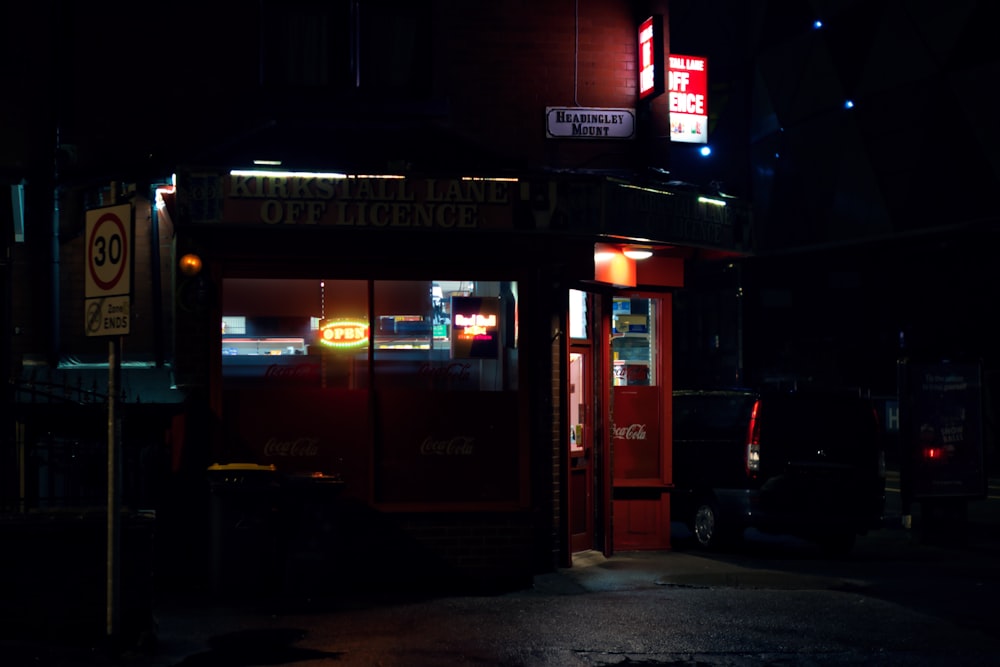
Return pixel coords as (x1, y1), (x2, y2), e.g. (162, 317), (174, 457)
(2, 0), (751, 611)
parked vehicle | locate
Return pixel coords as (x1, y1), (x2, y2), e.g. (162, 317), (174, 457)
(671, 388), (886, 554)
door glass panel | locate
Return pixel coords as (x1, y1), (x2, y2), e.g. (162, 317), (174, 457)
(569, 352), (585, 451)
(569, 289), (588, 339)
(611, 296), (663, 481)
(612, 297), (656, 386)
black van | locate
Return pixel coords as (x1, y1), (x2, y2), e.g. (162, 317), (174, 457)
(671, 388), (886, 554)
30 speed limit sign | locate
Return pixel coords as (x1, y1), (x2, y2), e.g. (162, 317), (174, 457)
(85, 203), (132, 336)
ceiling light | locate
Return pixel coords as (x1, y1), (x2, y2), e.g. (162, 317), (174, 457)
(623, 248), (653, 260)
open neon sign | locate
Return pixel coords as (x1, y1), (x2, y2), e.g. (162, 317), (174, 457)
(319, 320), (369, 349)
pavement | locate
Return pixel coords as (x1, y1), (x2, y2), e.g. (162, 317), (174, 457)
(4, 474), (998, 667)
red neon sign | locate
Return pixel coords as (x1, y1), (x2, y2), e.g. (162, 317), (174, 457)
(638, 16), (664, 101)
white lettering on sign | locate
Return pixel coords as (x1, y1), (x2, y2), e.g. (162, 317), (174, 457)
(669, 92), (705, 114)
(546, 107), (636, 140)
(611, 423), (648, 441)
(638, 16), (660, 100)
(454, 314), (497, 327)
(669, 56), (705, 71)
(640, 27), (654, 93)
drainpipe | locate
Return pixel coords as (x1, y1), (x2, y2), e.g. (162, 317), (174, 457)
(149, 187), (165, 367)
(50, 125), (61, 366)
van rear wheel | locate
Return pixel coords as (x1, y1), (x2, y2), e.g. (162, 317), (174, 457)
(692, 501), (730, 549)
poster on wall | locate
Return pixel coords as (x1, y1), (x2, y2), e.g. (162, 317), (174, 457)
(668, 54), (708, 144)
(899, 361), (985, 499)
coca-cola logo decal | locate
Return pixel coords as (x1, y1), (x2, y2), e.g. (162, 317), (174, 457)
(264, 363), (320, 380)
(263, 436), (321, 457)
(419, 435), (475, 456)
(611, 423), (648, 441)
(417, 362), (472, 383)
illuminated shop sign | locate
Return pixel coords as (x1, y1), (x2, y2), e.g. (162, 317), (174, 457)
(318, 320), (369, 349)
(638, 15), (664, 101)
(669, 54), (708, 144)
(451, 297), (499, 359)
(213, 172), (514, 229)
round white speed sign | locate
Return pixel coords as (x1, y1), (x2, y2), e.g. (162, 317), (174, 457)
(85, 205), (131, 298)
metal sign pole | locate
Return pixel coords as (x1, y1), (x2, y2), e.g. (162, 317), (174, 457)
(106, 336), (122, 649)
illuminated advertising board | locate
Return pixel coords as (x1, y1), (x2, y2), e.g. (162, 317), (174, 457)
(638, 16), (664, 101)
(668, 54), (708, 144)
(318, 319), (369, 349)
(451, 296), (499, 359)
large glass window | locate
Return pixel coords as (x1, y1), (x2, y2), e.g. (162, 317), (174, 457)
(219, 277), (521, 504)
(220, 278), (518, 390)
(371, 280), (518, 392)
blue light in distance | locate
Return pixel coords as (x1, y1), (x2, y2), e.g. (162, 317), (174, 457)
(813, 20), (823, 29)
(844, 100), (855, 109)
(699, 145), (712, 157)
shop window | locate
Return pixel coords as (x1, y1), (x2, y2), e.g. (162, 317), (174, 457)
(218, 277), (521, 502)
(220, 278), (518, 391)
(221, 278), (367, 389)
(371, 280), (518, 392)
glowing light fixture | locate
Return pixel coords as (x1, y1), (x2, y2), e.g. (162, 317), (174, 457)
(230, 169), (349, 179)
(461, 176), (518, 182)
(623, 248), (653, 260)
(179, 253), (202, 276)
(155, 184), (175, 210)
(698, 196), (727, 207)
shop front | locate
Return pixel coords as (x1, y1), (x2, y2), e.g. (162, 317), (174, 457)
(170, 169), (584, 592)
(167, 167), (744, 590)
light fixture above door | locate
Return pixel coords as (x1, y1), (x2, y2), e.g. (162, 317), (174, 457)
(623, 247), (653, 260)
